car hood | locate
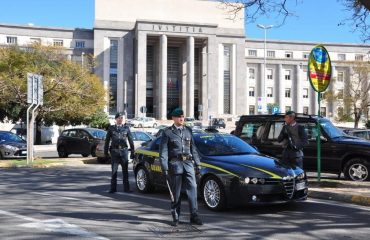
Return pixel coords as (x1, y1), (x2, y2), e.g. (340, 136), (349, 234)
(202, 154), (302, 179)
(332, 136), (370, 146)
(0, 141), (27, 149)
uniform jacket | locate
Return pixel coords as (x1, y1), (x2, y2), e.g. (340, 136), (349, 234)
(104, 124), (135, 155)
(159, 125), (200, 174)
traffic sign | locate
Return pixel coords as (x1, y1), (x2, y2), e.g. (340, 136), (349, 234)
(27, 73), (43, 105)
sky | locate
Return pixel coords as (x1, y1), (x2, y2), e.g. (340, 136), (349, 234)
(0, 0), (367, 44)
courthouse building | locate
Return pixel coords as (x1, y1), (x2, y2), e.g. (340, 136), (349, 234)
(0, 0), (369, 120)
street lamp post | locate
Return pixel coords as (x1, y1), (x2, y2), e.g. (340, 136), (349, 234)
(257, 24), (273, 114)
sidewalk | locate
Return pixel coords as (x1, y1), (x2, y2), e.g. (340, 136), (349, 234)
(308, 177), (370, 207)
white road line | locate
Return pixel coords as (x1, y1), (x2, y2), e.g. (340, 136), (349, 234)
(0, 209), (109, 240)
(307, 198), (370, 211)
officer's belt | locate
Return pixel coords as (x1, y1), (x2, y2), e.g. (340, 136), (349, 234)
(111, 144), (127, 149)
(170, 154), (192, 161)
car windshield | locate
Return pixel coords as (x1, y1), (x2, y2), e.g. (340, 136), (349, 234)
(0, 132), (25, 143)
(194, 134), (258, 156)
(320, 120), (345, 138)
(86, 129), (106, 139)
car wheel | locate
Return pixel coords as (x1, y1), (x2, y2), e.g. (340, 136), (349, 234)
(58, 146), (68, 158)
(82, 153), (89, 157)
(201, 175), (226, 211)
(91, 147), (97, 157)
(138, 124), (143, 128)
(153, 123), (157, 128)
(136, 166), (153, 193)
(344, 158), (370, 181)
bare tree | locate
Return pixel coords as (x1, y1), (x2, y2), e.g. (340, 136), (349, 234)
(218, 0), (370, 41)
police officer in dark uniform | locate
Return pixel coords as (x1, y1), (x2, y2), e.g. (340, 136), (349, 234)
(104, 112), (135, 193)
(159, 108), (203, 226)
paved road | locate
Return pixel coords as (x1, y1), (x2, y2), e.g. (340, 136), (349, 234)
(0, 164), (369, 240)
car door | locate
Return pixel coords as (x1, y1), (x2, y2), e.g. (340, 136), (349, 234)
(149, 137), (165, 186)
(76, 130), (92, 154)
(263, 121), (285, 158)
(65, 129), (79, 154)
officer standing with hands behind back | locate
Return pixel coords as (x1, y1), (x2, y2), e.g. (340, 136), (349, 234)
(159, 108), (203, 226)
(104, 112), (135, 193)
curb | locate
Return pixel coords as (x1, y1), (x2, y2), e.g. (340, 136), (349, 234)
(309, 189), (370, 207)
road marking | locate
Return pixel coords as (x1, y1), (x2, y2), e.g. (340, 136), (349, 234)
(0, 209), (109, 240)
(307, 198), (370, 211)
(33, 192), (106, 206)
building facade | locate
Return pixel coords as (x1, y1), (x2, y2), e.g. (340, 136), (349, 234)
(0, 0), (369, 121)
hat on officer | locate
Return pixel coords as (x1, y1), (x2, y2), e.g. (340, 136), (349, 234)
(115, 112), (124, 119)
(171, 108), (184, 117)
(285, 110), (296, 117)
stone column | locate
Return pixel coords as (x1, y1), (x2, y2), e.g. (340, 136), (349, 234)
(294, 64), (302, 112)
(186, 36), (195, 117)
(159, 34), (167, 120)
(135, 31), (147, 117)
(278, 64), (285, 112)
(117, 37), (124, 112)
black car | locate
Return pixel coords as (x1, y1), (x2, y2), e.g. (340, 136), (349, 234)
(133, 132), (308, 211)
(0, 131), (27, 159)
(57, 128), (106, 158)
(233, 114), (370, 181)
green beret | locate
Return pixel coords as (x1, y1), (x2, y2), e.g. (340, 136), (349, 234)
(115, 112), (124, 119)
(171, 108), (184, 117)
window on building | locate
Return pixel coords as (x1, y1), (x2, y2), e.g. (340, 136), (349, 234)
(285, 52), (293, 58)
(285, 88), (291, 98)
(302, 52), (310, 59)
(285, 106), (291, 112)
(249, 105), (255, 115)
(337, 71), (344, 82)
(303, 88), (309, 98)
(6, 36), (17, 44)
(109, 39), (118, 114)
(267, 69), (273, 80)
(249, 87), (255, 97)
(338, 54), (346, 61)
(224, 45), (231, 114)
(30, 38), (41, 44)
(249, 68), (255, 79)
(285, 69), (291, 80)
(248, 50), (257, 56)
(337, 89), (344, 99)
(303, 106), (309, 115)
(267, 87), (273, 98)
(267, 51), (275, 58)
(355, 54), (364, 61)
(53, 40), (63, 47)
(75, 41), (85, 48)
(320, 107), (327, 117)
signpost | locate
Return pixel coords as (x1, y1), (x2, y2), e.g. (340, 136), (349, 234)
(308, 45), (332, 181)
(27, 73), (43, 164)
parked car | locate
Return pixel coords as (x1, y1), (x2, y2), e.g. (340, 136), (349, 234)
(95, 130), (154, 163)
(126, 117), (157, 128)
(184, 117), (195, 127)
(0, 131), (27, 159)
(211, 118), (226, 129)
(57, 128), (106, 158)
(345, 129), (370, 140)
(233, 114), (370, 181)
(133, 132), (308, 211)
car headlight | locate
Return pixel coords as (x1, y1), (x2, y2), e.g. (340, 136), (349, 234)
(296, 172), (306, 180)
(244, 177), (250, 184)
(3, 145), (18, 151)
(243, 177), (266, 184)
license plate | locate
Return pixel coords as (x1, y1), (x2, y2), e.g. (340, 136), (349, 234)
(295, 182), (306, 191)
(21, 151), (27, 155)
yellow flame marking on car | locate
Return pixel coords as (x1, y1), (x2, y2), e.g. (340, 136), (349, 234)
(150, 165), (162, 172)
(241, 164), (282, 179)
(135, 149), (159, 158)
(200, 162), (238, 177)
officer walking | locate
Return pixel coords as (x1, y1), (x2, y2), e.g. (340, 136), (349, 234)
(277, 111), (308, 169)
(159, 108), (203, 226)
(104, 112), (135, 193)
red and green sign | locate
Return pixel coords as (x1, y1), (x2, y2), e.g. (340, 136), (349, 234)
(308, 45), (332, 92)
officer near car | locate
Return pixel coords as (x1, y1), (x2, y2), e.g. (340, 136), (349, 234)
(277, 111), (309, 169)
(104, 112), (135, 193)
(159, 107), (203, 226)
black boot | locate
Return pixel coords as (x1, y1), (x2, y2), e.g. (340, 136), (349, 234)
(190, 214), (203, 225)
(171, 210), (179, 226)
